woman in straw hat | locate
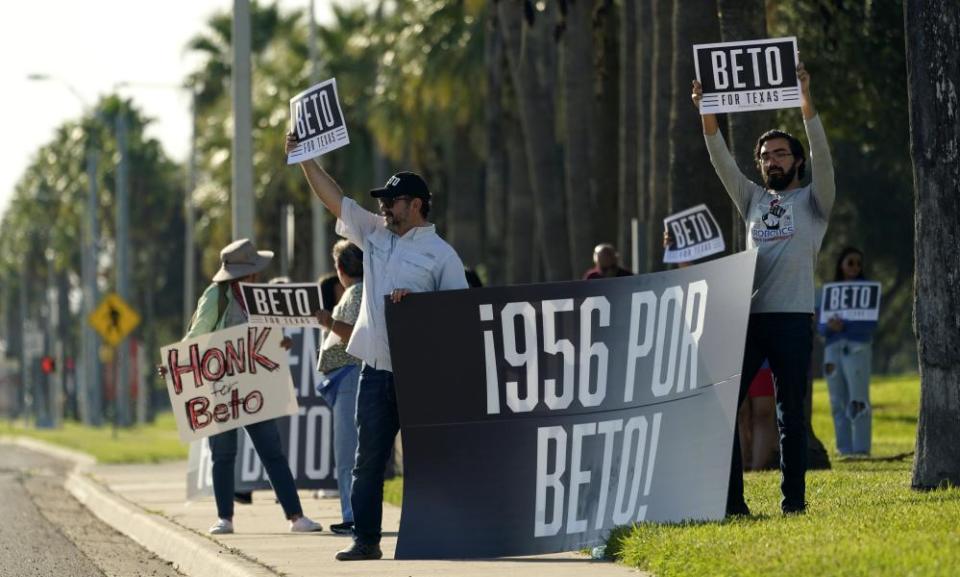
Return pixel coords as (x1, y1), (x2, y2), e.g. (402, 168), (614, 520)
(184, 238), (323, 535)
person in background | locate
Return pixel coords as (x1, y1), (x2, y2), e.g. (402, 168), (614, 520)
(178, 238), (323, 535)
(583, 243), (633, 279)
(740, 361), (779, 471)
(319, 272), (345, 313)
(819, 247), (876, 456)
(315, 240), (364, 535)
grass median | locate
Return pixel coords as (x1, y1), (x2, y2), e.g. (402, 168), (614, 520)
(608, 374), (960, 577)
(3, 412), (187, 463)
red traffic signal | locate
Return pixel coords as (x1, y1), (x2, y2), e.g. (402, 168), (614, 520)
(41, 356), (56, 374)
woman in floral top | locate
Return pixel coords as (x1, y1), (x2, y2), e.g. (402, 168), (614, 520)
(316, 240), (364, 535)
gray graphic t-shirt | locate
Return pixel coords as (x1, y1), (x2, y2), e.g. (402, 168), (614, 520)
(704, 115), (835, 313)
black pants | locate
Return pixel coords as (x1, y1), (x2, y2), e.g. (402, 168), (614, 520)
(728, 313), (813, 512)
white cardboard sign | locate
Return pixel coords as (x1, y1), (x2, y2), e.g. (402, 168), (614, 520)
(694, 37), (800, 115)
(286, 78), (350, 164)
(161, 324), (298, 442)
(819, 281), (882, 324)
(663, 204), (725, 263)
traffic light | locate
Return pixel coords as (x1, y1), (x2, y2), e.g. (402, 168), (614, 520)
(41, 355), (56, 375)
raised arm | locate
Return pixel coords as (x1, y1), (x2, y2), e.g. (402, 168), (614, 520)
(692, 80), (758, 216)
(797, 64), (836, 217)
(286, 133), (344, 219)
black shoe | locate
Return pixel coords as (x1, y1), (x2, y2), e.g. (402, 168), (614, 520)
(336, 541), (383, 561)
(725, 502), (752, 517)
(233, 491), (253, 505)
(782, 502), (807, 515)
(330, 521), (355, 535)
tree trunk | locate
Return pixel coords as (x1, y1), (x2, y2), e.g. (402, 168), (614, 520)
(717, 0), (774, 253)
(618, 0), (639, 268)
(560, 0), (598, 274)
(447, 124), (484, 268)
(592, 0), (620, 258)
(505, 113), (535, 285)
(668, 0), (728, 252)
(905, 0), (960, 489)
(484, 7), (507, 286)
(645, 0), (673, 271)
(498, 0), (572, 280)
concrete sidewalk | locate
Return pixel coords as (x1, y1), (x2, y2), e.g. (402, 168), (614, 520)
(59, 454), (644, 577)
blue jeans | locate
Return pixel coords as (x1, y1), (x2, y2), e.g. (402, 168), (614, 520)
(824, 340), (872, 455)
(728, 313), (812, 512)
(208, 418), (303, 520)
(351, 364), (400, 545)
(332, 364), (360, 523)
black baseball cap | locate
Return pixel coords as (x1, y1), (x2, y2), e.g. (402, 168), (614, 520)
(369, 171), (431, 200)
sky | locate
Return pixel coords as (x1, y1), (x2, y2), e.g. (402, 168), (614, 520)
(0, 0), (344, 218)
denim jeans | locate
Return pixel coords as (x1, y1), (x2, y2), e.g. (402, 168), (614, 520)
(728, 313), (812, 512)
(208, 418), (303, 520)
(824, 340), (872, 455)
(351, 364), (400, 545)
(332, 364), (360, 523)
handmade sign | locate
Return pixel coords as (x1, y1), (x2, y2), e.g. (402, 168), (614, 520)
(161, 324), (298, 443)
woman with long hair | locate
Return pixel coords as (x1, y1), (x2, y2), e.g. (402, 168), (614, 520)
(819, 247), (877, 456)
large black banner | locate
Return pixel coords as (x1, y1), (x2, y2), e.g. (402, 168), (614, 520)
(386, 250), (757, 559)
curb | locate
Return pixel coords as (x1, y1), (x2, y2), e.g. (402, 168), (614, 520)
(2, 436), (275, 577)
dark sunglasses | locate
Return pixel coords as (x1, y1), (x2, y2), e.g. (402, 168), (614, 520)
(378, 195), (411, 209)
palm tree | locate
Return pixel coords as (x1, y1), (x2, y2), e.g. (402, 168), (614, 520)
(497, 0), (571, 281)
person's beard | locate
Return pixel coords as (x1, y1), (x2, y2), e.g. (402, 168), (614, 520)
(764, 162), (797, 191)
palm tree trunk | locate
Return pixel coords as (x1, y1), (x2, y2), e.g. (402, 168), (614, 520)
(560, 0), (597, 275)
(905, 0), (960, 489)
(498, 0), (572, 280)
(668, 0), (728, 250)
(592, 0), (620, 258)
(645, 0), (673, 271)
(717, 0), (774, 253)
(484, 7), (507, 286)
(506, 112), (535, 285)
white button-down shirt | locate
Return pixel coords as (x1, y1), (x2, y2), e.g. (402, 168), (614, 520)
(336, 197), (468, 372)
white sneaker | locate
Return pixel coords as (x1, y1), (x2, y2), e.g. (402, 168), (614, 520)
(290, 516), (323, 533)
(209, 519), (234, 535)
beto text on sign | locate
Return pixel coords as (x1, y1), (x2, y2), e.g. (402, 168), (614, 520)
(694, 37), (800, 115)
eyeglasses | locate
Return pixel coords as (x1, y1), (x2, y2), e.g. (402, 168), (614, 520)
(843, 258), (862, 267)
(759, 150), (794, 162)
(378, 196), (411, 209)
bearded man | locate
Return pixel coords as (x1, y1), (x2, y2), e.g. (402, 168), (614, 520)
(692, 62), (835, 517)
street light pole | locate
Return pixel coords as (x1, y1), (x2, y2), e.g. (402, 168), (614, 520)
(308, 0), (329, 279)
(184, 88), (197, 334)
(114, 105), (131, 428)
(232, 0), (255, 241)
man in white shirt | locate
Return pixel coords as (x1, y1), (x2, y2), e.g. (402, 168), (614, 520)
(287, 135), (468, 560)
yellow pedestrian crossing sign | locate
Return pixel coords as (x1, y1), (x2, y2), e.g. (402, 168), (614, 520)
(89, 293), (141, 347)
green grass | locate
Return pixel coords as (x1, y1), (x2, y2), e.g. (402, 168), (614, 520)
(3, 412), (188, 463)
(609, 374), (960, 577)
